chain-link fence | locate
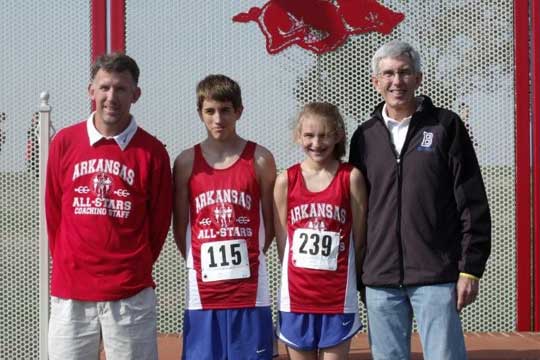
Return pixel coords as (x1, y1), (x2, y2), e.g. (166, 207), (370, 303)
(125, 0), (515, 334)
(0, 0), (517, 358)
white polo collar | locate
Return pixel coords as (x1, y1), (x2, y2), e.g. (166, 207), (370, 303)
(382, 104), (412, 129)
(381, 97), (424, 128)
(86, 112), (138, 151)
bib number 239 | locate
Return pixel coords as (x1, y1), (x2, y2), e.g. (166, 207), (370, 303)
(292, 229), (340, 271)
(201, 239), (250, 282)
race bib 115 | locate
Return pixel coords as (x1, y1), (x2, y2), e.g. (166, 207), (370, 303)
(201, 239), (250, 282)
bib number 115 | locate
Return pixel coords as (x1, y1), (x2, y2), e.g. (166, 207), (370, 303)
(206, 243), (242, 267)
(201, 239), (250, 282)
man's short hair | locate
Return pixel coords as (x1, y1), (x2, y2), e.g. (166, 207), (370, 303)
(196, 74), (243, 111)
(371, 40), (422, 75)
(91, 53), (140, 85)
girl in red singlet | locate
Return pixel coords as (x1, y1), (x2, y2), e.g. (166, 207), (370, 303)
(274, 102), (367, 360)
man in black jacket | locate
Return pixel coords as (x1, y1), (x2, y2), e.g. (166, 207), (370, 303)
(349, 40), (491, 360)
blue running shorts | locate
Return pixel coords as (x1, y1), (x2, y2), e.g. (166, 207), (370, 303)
(276, 311), (362, 351)
(182, 307), (274, 360)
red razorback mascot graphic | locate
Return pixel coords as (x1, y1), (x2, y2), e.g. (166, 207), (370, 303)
(233, 0), (405, 54)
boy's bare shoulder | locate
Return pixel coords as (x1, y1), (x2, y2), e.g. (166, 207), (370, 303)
(174, 147), (195, 171)
(253, 143), (275, 164)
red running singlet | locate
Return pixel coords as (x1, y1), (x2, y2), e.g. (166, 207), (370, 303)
(279, 163), (358, 314)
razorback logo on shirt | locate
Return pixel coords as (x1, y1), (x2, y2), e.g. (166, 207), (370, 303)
(71, 159), (135, 219)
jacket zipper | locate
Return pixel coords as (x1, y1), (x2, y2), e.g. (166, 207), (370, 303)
(378, 101), (421, 287)
(396, 114), (418, 286)
(382, 120), (406, 286)
(396, 155), (404, 285)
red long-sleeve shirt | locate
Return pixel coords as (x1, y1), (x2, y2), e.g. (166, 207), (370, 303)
(46, 118), (172, 301)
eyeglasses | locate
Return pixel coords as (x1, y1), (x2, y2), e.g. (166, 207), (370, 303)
(377, 69), (416, 81)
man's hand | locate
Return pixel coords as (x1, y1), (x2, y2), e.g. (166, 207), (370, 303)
(456, 275), (479, 312)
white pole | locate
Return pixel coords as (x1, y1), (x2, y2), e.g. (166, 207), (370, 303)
(38, 92), (51, 360)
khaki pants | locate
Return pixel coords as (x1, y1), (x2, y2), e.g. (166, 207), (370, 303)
(48, 287), (158, 360)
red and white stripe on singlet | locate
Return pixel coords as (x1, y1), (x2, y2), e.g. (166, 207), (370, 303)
(185, 141), (270, 309)
(279, 163), (358, 314)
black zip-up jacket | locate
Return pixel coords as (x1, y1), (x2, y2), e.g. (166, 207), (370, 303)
(349, 96), (491, 287)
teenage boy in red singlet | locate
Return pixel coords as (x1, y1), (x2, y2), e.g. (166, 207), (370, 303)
(173, 74), (277, 360)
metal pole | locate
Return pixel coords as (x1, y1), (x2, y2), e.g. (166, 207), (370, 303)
(514, 0), (532, 331)
(532, 0), (540, 332)
(38, 92), (51, 360)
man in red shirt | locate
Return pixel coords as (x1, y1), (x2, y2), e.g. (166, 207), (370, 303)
(46, 53), (172, 360)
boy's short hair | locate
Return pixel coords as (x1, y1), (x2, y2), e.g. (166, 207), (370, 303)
(91, 52), (140, 85)
(196, 74), (243, 111)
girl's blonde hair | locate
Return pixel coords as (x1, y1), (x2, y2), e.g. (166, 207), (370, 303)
(295, 102), (347, 160)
